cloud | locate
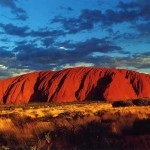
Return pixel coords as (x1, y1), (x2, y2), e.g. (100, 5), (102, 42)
(0, 64), (8, 70)
(52, 7), (139, 33)
(0, 38), (9, 43)
(0, 70), (12, 79)
(15, 40), (28, 46)
(42, 38), (55, 48)
(52, 9), (103, 33)
(118, 1), (150, 20)
(0, 0), (28, 20)
(0, 68), (35, 80)
(112, 52), (150, 72)
(59, 6), (74, 11)
(135, 22), (150, 36)
(1, 1), (150, 79)
(118, 1), (140, 10)
(0, 48), (15, 71)
(0, 48), (18, 79)
(133, 53), (150, 69)
(12, 34), (144, 75)
(30, 29), (66, 37)
(61, 62), (94, 69)
(1, 39), (149, 79)
(51, 1), (150, 34)
(107, 28), (138, 40)
(0, 48), (14, 58)
(12, 38), (122, 72)
(0, 23), (29, 37)
(103, 9), (139, 26)
(0, 23), (66, 38)
(13, 44), (63, 65)
(58, 38), (122, 55)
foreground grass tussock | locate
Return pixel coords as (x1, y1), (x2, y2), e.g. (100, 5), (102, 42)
(0, 100), (150, 149)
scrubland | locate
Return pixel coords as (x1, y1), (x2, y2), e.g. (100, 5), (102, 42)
(0, 100), (150, 150)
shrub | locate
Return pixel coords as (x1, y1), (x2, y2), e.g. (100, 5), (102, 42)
(123, 119), (150, 135)
(72, 111), (84, 120)
(95, 110), (108, 117)
(112, 100), (133, 107)
(133, 99), (150, 106)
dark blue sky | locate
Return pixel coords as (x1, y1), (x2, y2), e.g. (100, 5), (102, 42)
(0, 0), (150, 79)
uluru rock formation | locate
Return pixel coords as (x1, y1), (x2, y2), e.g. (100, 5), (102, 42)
(0, 67), (150, 104)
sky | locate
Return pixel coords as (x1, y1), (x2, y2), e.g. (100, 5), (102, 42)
(0, 0), (150, 79)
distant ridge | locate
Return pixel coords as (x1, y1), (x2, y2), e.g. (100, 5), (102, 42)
(0, 67), (150, 104)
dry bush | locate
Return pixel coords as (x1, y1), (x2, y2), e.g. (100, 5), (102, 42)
(123, 118), (150, 135)
(94, 110), (108, 117)
(72, 111), (84, 120)
(133, 99), (150, 106)
(45, 120), (122, 150)
(57, 111), (70, 118)
(9, 113), (32, 127)
(112, 98), (150, 107)
(112, 100), (134, 107)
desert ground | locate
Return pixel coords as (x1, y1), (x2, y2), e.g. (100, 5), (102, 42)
(0, 100), (150, 150)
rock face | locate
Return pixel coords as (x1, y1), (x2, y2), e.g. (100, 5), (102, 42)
(0, 67), (150, 104)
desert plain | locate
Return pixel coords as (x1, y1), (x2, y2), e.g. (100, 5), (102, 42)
(0, 100), (150, 150)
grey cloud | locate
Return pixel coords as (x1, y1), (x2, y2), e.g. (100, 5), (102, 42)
(0, 0), (28, 20)
(42, 38), (55, 48)
(118, 1), (140, 10)
(0, 23), (29, 37)
(136, 22), (150, 36)
(0, 48), (14, 58)
(52, 9), (103, 33)
(59, 6), (74, 11)
(58, 38), (122, 55)
(0, 23), (66, 38)
(52, 1), (150, 34)
(1, 42), (149, 79)
(30, 29), (66, 37)
(12, 38), (123, 71)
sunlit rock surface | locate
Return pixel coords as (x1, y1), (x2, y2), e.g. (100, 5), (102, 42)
(0, 67), (150, 104)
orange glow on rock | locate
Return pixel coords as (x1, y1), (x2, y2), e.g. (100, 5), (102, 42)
(0, 67), (150, 104)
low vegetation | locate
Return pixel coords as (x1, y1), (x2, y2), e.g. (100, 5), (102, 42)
(112, 98), (150, 107)
(0, 99), (150, 149)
